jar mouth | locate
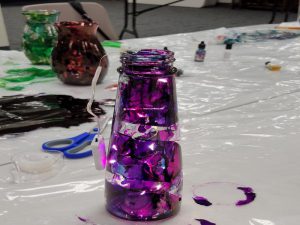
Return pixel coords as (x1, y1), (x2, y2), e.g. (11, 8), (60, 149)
(121, 49), (175, 65)
(120, 49), (176, 76)
(22, 9), (60, 16)
(120, 49), (175, 68)
(119, 66), (177, 76)
(56, 21), (98, 28)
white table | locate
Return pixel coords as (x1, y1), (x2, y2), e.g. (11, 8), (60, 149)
(1, 25), (300, 225)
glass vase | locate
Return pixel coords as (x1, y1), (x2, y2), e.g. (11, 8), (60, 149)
(105, 49), (182, 221)
(22, 10), (59, 65)
(51, 21), (108, 85)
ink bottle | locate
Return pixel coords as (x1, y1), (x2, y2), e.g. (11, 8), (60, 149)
(265, 61), (281, 71)
(224, 42), (233, 60)
(194, 41), (206, 62)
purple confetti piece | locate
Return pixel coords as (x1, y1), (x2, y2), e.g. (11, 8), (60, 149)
(193, 196), (212, 206)
(236, 187), (256, 206)
(78, 216), (88, 222)
(77, 216), (97, 225)
(195, 219), (216, 225)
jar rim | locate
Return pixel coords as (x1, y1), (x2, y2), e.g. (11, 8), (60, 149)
(22, 9), (60, 16)
(119, 49), (176, 76)
(122, 49), (174, 58)
(121, 49), (175, 65)
(55, 21), (98, 28)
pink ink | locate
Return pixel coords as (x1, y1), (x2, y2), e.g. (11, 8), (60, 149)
(98, 138), (106, 169)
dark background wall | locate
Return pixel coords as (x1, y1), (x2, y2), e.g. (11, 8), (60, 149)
(1, 0), (298, 49)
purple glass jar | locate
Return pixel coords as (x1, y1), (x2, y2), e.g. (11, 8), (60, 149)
(105, 49), (182, 221)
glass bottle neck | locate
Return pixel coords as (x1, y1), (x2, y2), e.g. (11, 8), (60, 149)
(120, 49), (176, 76)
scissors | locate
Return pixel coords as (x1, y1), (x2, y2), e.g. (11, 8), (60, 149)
(42, 127), (99, 159)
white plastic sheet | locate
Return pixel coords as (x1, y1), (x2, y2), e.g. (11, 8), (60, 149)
(1, 24), (300, 225)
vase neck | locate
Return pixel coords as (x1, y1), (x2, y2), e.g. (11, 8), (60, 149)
(55, 21), (98, 37)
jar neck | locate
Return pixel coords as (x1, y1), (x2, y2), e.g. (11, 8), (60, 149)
(55, 21), (98, 36)
(22, 10), (59, 24)
(120, 49), (176, 76)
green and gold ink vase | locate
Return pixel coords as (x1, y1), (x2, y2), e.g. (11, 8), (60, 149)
(22, 10), (60, 65)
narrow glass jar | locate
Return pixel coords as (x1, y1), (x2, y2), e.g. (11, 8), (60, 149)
(22, 10), (59, 65)
(105, 49), (182, 221)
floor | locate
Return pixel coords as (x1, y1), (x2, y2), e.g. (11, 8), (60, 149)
(1, 0), (297, 50)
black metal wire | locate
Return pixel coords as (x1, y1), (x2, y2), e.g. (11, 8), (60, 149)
(120, 0), (185, 39)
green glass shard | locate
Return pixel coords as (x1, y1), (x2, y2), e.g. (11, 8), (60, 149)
(0, 67), (57, 91)
(101, 40), (121, 48)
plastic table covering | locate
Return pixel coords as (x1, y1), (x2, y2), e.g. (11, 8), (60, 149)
(1, 24), (300, 225)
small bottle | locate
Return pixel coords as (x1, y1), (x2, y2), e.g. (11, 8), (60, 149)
(194, 41), (206, 62)
(265, 61), (281, 71)
(224, 43), (233, 60)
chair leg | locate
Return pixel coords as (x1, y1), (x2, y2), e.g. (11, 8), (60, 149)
(131, 0), (139, 38)
(284, 11), (289, 22)
(284, 0), (289, 22)
(119, 0), (139, 39)
(119, 0), (129, 39)
(232, 0), (236, 9)
(232, 0), (241, 9)
(269, 0), (278, 24)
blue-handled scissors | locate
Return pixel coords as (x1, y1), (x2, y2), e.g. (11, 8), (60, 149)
(42, 127), (98, 159)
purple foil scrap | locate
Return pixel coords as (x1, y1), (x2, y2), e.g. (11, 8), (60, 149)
(195, 219), (216, 225)
(78, 216), (88, 222)
(77, 216), (97, 225)
(236, 187), (256, 206)
(118, 121), (179, 141)
(193, 196), (212, 206)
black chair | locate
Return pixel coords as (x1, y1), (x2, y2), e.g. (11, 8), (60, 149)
(119, 0), (185, 39)
(269, 0), (290, 23)
(232, 0), (295, 24)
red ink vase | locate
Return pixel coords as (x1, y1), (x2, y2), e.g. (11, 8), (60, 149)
(51, 21), (108, 85)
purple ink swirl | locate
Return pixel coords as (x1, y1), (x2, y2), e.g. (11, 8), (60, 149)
(195, 219), (216, 225)
(236, 187), (256, 206)
(193, 196), (212, 206)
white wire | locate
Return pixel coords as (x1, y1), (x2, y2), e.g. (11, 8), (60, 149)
(86, 55), (108, 131)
